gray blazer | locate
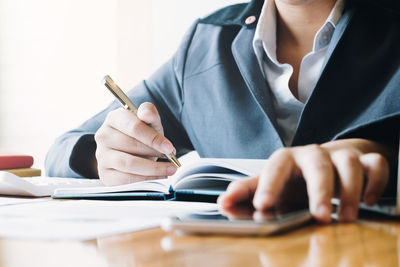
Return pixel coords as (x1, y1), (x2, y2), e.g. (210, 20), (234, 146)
(45, 0), (400, 191)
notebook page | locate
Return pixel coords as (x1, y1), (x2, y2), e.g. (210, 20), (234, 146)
(54, 179), (170, 195)
(169, 158), (267, 189)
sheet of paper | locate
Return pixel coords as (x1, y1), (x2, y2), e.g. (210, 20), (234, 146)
(0, 196), (50, 206)
(0, 200), (218, 240)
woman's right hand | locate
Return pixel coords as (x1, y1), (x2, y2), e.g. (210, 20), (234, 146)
(94, 102), (178, 186)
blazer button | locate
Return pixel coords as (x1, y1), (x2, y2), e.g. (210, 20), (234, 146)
(245, 16), (256, 25)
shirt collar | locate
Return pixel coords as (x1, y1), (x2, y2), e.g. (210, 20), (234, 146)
(253, 0), (346, 65)
(314, 0), (345, 51)
(253, 0), (278, 64)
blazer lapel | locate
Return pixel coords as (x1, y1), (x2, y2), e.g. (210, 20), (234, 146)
(292, 4), (400, 145)
(321, 7), (355, 72)
(231, 26), (283, 145)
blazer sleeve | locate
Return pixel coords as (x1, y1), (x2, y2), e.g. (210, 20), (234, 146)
(45, 21), (199, 178)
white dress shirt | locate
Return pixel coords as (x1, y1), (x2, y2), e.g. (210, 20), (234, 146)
(253, 0), (345, 145)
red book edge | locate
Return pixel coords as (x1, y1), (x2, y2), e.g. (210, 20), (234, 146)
(0, 153), (34, 169)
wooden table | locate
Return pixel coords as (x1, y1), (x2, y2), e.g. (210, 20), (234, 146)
(0, 217), (399, 267)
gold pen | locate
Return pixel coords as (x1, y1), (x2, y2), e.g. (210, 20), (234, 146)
(103, 75), (181, 168)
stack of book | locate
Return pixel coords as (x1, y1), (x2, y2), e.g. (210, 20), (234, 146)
(0, 150), (41, 177)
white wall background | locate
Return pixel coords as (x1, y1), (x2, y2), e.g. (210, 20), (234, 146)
(0, 0), (245, 172)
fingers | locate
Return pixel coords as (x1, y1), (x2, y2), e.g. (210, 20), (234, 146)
(95, 103), (178, 186)
(252, 148), (296, 210)
(251, 146), (334, 223)
(95, 124), (163, 158)
(218, 177), (259, 209)
(360, 153), (389, 206)
(219, 141), (390, 224)
(330, 150), (363, 221)
(293, 145), (334, 223)
(250, 146), (389, 223)
(97, 149), (177, 177)
(329, 151), (388, 221)
(219, 202), (255, 220)
(98, 168), (166, 186)
(105, 107), (175, 155)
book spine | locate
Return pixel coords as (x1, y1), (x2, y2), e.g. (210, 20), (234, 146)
(0, 155), (34, 169)
(1, 168), (41, 177)
(52, 192), (172, 200)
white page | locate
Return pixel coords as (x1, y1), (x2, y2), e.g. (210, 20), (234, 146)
(0, 199), (217, 240)
(169, 158), (267, 188)
(54, 178), (170, 195)
(173, 173), (245, 191)
(0, 197), (50, 206)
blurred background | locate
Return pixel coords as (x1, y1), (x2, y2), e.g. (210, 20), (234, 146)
(0, 0), (245, 171)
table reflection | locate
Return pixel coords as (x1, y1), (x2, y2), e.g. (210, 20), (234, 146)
(96, 216), (400, 267)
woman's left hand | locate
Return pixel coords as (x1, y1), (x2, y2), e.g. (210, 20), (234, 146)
(218, 138), (394, 223)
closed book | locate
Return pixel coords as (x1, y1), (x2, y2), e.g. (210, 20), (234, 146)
(2, 168), (41, 177)
(0, 151), (34, 169)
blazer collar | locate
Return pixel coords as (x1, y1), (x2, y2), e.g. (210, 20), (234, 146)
(199, 0), (264, 29)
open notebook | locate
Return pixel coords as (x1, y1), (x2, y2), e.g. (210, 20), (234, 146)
(53, 158), (266, 202)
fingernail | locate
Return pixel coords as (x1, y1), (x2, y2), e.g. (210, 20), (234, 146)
(137, 106), (150, 118)
(161, 140), (174, 154)
(167, 165), (177, 176)
(253, 194), (273, 210)
(340, 205), (356, 221)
